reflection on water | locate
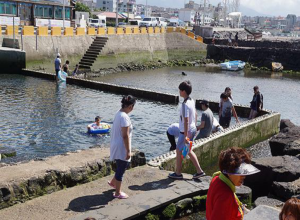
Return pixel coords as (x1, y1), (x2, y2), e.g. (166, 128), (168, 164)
(93, 67), (300, 125)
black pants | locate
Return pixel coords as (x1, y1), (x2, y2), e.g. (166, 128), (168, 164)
(167, 131), (176, 151)
(219, 116), (231, 129)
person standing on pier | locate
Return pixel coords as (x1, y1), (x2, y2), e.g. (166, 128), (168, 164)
(108, 95), (136, 199)
(249, 86), (263, 119)
(219, 93), (239, 129)
(168, 81), (205, 180)
(54, 53), (61, 80)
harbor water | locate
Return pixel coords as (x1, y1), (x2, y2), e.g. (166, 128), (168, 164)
(1, 66), (299, 163)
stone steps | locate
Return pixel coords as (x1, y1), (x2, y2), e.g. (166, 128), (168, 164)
(78, 37), (108, 70)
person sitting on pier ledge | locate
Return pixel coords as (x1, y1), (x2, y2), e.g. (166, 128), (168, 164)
(206, 147), (260, 220)
(168, 81), (205, 180)
(195, 100), (214, 140)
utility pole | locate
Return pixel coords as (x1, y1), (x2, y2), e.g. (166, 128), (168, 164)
(145, 0), (148, 17)
(63, 0), (65, 29)
(116, 0), (118, 27)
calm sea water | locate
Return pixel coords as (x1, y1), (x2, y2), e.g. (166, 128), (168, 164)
(0, 74), (240, 163)
(1, 67), (299, 163)
(93, 67), (300, 125)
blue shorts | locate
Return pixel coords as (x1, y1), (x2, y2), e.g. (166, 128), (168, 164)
(176, 129), (196, 151)
(115, 159), (130, 182)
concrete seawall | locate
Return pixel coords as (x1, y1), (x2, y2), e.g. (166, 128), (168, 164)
(0, 47), (26, 74)
(94, 33), (207, 70)
(21, 69), (179, 104)
(1, 33), (207, 72)
(207, 44), (300, 71)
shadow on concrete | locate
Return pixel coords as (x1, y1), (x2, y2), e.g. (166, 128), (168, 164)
(128, 178), (176, 191)
(66, 189), (114, 212)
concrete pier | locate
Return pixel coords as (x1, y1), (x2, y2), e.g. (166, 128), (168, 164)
(21, 69), (179, 104)
(0, 47), (25, 74)
(0, 166), (210, 220)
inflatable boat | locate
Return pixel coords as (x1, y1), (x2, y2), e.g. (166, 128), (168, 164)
(220, 60), (246, 71)
(88, 123), (111, 135)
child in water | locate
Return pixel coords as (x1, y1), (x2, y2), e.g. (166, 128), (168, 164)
(87, 116), (102, 132)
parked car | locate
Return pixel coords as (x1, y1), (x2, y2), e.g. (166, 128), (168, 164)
(88, 17), (106, 28)
(156, 17), (167, 27)
(139, 17), (158, 27)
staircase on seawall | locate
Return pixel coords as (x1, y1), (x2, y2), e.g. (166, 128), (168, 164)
(79, 36), (108, 70)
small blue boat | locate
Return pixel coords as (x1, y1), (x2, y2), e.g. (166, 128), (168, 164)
(220, 60), (246, 71)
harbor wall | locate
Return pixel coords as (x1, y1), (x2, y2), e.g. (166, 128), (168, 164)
(204, 38), (300, 49)
(149, 109), (281, 174)
(1, 33), (207, 72)
(93, 33), (207, 70)
(21, 69), (179, 104)
(0, 47), (26, 74)
(207, 44), (300, 71)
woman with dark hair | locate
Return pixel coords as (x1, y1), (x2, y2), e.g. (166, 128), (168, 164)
(279, 198), (300, 220)
(108, 95), (136, 199)
(206, 147), (260, 220)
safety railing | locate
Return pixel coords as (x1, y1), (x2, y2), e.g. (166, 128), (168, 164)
(0, 25), (169, 36)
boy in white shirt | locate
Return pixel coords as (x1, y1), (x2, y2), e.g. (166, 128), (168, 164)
(168, 81), (205, 180)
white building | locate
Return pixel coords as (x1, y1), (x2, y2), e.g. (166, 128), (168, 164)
(179, 9), (195, 25)
(118, 0), (137, 14)
(97, 0), (117, 12)
(136, 4), (151, 17)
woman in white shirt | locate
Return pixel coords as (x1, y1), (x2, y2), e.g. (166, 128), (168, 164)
(108, 95), (136, 199)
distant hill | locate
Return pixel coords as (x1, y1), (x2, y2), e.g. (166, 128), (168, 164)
(239, 5), (271, 17)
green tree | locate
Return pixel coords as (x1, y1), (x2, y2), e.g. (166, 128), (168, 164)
(75, 2), (91, 15)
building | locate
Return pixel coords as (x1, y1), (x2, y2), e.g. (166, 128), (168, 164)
(185, 1), (199, 10)
(0, 0), (73, 27)
(179, 9), (195, 25)
(96, 0), (117, 12)
(96, 11), (125, 23)
(136, 4), (151, 17)
(117, 0), (136, 14)
(286, 14), (297, 30)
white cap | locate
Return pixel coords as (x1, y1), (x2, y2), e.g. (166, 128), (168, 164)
(223, 163), (260, 176)
(57, 53), (61, 57)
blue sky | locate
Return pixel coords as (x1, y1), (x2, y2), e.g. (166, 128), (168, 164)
(136, 0), (300, 16)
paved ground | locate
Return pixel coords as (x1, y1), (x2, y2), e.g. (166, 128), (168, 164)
(0, 148), (110, 186)
(0, 166), (210, 220)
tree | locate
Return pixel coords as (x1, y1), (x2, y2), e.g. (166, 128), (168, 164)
(75, 2), (91, 14)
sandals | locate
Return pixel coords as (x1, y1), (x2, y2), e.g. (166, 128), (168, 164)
(107, 181), (116, 189)
(113, 192), (129, 199)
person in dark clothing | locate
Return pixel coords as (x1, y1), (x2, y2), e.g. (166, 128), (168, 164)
(249, 86), (263, 119)
(234, 32), (239, 47)
(167, 123), (180, 151)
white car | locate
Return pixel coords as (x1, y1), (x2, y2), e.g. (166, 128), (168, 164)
(139, 17), (158, 27)
(156, 17), (167, 27)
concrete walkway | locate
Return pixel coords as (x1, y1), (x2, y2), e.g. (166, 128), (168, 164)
(0, 166), (210, 220)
